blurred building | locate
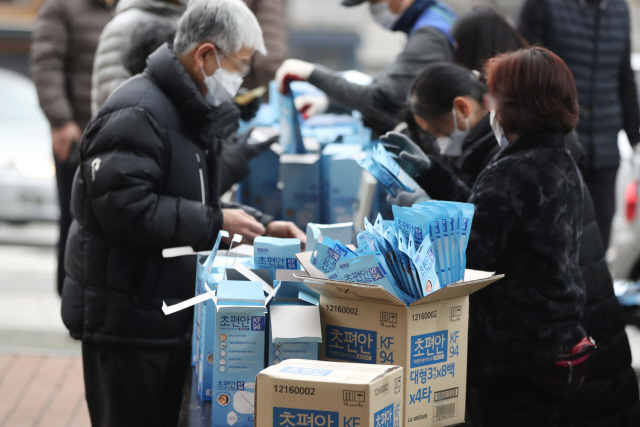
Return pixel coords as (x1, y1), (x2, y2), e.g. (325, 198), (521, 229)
(2, 0), (640, 77)
(0, 0), (44, 74)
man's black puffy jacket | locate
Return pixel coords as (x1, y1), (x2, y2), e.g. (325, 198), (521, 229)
(61, 43), (270, 348)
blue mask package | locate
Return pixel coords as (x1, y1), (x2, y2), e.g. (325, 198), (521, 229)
(280, 81), (306, 154)
(357, 156), (399, 196)
(310, 242), (356, 275)
(253, 237), (301, 278)
(458, 202), (475, 279)
(432, 201), (464, 282)
(372, 143), (420, 193)
(412, 237), (442, 295)
(330, 254), (410, 303)
(430, 202), (457, 284)
(413, 202), (449, 285)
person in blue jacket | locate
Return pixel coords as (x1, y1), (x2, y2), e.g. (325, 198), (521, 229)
(275, 0), (456, 135)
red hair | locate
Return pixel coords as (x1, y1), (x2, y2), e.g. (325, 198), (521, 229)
(484, 47), (578, 135)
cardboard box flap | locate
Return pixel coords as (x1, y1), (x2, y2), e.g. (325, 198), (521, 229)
(295, 251), (326, 279)
(293, 274), (405, 307)
(410, 272), (505, 306)
(259, 359), (401, 384)
(270, 305), (322, 343)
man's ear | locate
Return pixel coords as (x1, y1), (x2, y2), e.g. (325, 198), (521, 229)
(194, 42), (216, 70)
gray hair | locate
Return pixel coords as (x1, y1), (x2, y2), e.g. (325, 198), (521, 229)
(173, 0), (266, 56)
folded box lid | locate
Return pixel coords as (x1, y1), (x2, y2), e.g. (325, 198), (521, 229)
(295, 251), (504, 307)
(270, 305), (322, 343)
(259, 359), (401, 384)
(216, 281), (266, 305)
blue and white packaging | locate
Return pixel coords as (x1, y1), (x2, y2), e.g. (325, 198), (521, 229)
(372, 143), (420, 194)
(253, 236), (301, 278)
(458, 203), (475, 279)
(306, 222), (353, 253)
(279, 82), (306, 154)
(268, 278), (321, 366)
(280, 153), (322, 229)
(212, 281), (267, 427)
(310, 240), (357, 275)
(255, 360), (403, 427)
(321, 144), (363, 223)
(239, 144), (283, 220)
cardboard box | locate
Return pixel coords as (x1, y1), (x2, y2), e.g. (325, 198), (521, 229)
(280, 153), (322, 229)
(255, 359), (404, 427)
(294, 252), (503, 427)
(212, 281), (267, 427)
(268, 278), (322, 366)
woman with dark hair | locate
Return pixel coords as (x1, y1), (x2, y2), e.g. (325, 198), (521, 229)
(383, 62), (496, 209)
(385, 48), (588, 425)
(452, 5), (528, 72)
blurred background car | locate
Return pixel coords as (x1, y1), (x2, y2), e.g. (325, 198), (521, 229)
(608, 53), (640, 324)
(0, 67), (58, 224)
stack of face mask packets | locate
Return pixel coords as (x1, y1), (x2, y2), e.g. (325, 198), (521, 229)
(309, 201), (475, 304)
(357, 143), (420, 197)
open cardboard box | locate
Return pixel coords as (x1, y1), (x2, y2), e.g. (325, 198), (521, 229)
(292, 251), (504, 427)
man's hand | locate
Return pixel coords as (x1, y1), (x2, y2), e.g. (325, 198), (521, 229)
(52, 121), (82, 162)
(275, 59), (316, 94)
(266, 221), (307, 249)
(221, 209), (266, 245)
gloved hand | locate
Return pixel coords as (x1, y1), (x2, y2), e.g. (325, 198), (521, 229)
(386, 187), (431, 207)
(397, 151), (432, 178)
(235, 88), (261, 122)
(294, 94), (329, 119)
(238, 128), (279, 160)
(275, 59), (316, 94)
(380, 131), (426, 158)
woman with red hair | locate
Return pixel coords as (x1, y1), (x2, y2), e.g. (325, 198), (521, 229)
(385, 47), (588, 425)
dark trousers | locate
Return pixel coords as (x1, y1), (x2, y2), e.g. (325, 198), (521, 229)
(583, 166), (619, 247)
(54, 157), (76, 296)
(82, 342), (190, 427)
(474, 376), (561, 427)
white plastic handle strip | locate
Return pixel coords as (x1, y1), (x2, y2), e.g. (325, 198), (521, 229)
(162, 292), (213, 315)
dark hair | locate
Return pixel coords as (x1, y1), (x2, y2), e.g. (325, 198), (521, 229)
(409, 62), (487, 119)
(452, 6), (529, 72)
(123, 20), (177, 75)
(485, 47), (578, 135)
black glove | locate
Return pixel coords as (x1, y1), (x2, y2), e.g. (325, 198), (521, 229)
(235, 88), (262, 122)
(210, 101), (241, 139)
(236, 127), (279, 160)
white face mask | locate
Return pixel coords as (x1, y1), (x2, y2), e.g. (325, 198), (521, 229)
(369, 1), (400, 30)
(437, 109), (469, 156)
(201, 50), (243, 107)
(490, 110), (508, 148)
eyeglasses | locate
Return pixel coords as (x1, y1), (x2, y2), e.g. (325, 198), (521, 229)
(215, 49), (251, 77)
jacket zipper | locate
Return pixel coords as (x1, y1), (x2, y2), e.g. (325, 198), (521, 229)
(196, 153), (205, 205)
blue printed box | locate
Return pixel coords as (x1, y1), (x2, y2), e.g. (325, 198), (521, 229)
(295, 251), (503, 427)
(268, 279), (321, 366)
(256, 359), (403, 427)
(212, 281), (267, 427)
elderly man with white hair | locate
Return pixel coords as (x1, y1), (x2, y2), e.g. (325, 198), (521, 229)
(61, 1), (304, 426)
